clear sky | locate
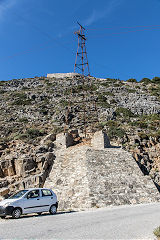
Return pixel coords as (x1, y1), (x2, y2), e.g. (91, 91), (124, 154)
(0, 0), (160, 81)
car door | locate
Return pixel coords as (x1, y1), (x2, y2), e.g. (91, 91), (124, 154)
(39, 189), (55, 212)
(22, 189), (42, 214)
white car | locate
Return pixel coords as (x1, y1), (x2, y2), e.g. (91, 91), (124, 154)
(0, 188), (58, 219)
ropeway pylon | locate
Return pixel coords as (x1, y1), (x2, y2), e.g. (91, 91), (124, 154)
(74, 22), (90, 77)
(64, 22), (98, 138)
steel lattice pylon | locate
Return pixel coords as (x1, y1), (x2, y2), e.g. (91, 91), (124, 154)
(74, 22), (90, 77)
(64, 22), (98, 138)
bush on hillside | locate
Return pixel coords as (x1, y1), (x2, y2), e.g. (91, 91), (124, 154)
(138, 132), (149, 140)
(0, 81), (7, 86)
(126, 78), (137, 83)
(140, 78), (151, 84)
(153, 226), (160, 238)
(116, 107), (134, 118)
(108, 127), (126, 139)
(106, 78), (117, 83)
(152, 77), (160, 84)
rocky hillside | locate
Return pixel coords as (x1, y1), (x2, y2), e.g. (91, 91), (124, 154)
(0, 73), (160, 197)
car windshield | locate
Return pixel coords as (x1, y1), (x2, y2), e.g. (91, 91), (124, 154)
(9, 190), (28, 199)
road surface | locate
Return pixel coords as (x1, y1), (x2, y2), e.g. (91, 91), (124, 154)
(0, 203), (159, 239)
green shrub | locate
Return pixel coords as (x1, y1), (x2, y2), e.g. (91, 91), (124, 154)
(44, 79), (49, 84)
(0, 81), (7, 86)
(12, 99), (32, 105)
(106, 120), (118, 127)
(153, 226), (160, 238)
(22, 87), (29, 90)
(11, 92), (27, 99)
(98, 101), (110, 108)
(149, 86), (160, 97)
(152, 77), (160, 84)
(99, 122), (108, 128)
(60, 100), (69, 107)
(110, 99), (117, 104)
(116, 107), (134, 118)
(140, 78), (151, 84)
(127, 89), (136, 93)
(11, 92), (33, 105)
(26, 128), (45, 139)
(97, 93), (106, 102)
(108, 127), (126, 139)
(52, 126), (64, 134)
(97, 94), (110, 108)
(113, 83), (123, 87)
(15, 128), (45, 140)
(15, 133), (28, 140)
(19, 118), (28, 123)
(101, 82), (109, 88)
(141, 114), (160, 121)
(64, 88), (72, 95)
(0, 90), (6, 94)
(138, 132), (149, 140)
(106, 78), (117, 83)
(64, 84), (97, 94)
(130, 121), (148, 129)
(105, 92), (115, 96)
(99, 120), (118, 128)
(150, 129), (160, 138)
(126, 78), (137, 83)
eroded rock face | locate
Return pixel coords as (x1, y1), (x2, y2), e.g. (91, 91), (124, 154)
(122, 135), (160, 191)
(0, 138), (55, 198)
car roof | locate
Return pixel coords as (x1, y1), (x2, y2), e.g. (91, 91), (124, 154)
(26, 188), (53, 191)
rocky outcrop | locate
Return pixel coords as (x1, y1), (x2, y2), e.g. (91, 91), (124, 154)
(0, 134), (56, 198)
(122, 135), (160, 191)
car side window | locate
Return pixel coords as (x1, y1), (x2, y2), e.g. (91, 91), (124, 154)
(27, 190), (39, 199)
(41, 189), (53, 197)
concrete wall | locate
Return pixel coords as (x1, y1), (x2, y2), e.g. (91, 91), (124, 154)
(91, 130), (111, 149)
(47, 73), (80, 79)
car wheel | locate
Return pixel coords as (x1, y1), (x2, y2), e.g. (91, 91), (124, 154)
(12, 208), (21, 219)
(49, 205), (57, 215)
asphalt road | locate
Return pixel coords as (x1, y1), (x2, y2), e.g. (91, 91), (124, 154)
(0, 203), (159, 239)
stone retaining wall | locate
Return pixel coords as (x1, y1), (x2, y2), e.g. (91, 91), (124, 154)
(47, 73), (80, 79)
(44, 144), (159, 210)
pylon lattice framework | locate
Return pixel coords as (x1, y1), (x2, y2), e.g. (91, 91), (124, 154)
(73, 22), (98, 137)
(64, 22), (98, 138)
(74, 22), (90, 77)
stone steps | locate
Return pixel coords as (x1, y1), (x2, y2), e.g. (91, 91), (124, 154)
(44, 145), (159, 211)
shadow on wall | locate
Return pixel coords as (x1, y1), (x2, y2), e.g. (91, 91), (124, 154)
(108, 145), (121, 149)
(136, 161), (160, 193)
(154, 181), (160, 192)
(41, 158), (55, 188)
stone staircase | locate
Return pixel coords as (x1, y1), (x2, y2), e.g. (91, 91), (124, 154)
(44, 140), (159, 210)
(86, 148), (159, 207)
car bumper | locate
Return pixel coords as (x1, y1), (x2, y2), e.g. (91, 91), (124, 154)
(0, 206), (14, 216)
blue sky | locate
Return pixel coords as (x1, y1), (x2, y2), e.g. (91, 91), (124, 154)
(0, 0), (160, 81)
